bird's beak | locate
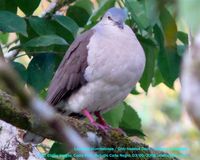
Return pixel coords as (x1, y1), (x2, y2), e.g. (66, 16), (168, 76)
(115, 21), (124, 29)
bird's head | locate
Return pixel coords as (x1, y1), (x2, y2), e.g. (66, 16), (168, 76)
(101, 7), (127, 29)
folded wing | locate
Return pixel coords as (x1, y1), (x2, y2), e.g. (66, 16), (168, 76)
(46, 30), (94, 106)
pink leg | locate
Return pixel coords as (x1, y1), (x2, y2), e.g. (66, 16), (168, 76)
(82, 109), (108, 132)
(94, 111), (110, 127)
(82, 108), (95, 123)
(94, 111), (126, 135)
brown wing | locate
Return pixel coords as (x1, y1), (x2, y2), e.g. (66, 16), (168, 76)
(46, 30), (94, 106)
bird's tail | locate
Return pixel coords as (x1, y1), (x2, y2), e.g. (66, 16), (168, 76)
(22, 112), (84, 144)
(23, 131), (45, 144)
(22, 116), (45, 144)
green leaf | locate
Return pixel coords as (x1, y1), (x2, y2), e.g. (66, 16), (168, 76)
(89, 0), (116, 23)
(22, 35), (68, 48)
(177, 31), (188, 45)
(29, 16), (79, 43)
(67, 0), (93, 27)
(22, 45), (68, 53)
(103, 103), (125, 128)
(21, 35), (68, 53)
(0, 0), (17, 13)
(130, 87), (140, 95)
(177, 45), (186, 56)
(125, 0), (150, 29)
(53, 15), (79, 38)
(16, 0), (40, 16)
(11, 61), (27, 82)
(0, 33), (8, 44)
(52, 15), (79, 43)
(18, 18), (45, 54)
(159, 47), (181, 88)
(28, 16), (55, 35)
(0, 11), (27, 36)
(139, 36), (158, 92)
(73, 0), (93, 15)
(126, 0), (159, 28)
(152, 65), (164, 87)
(103, 102), (144, 137)
(144, 0), (159, 26)
(27, 53), (60, 92)
(51, 22), (74, 44)
(119, 102), (145, 138)
(18, 18), (39, 45)
(46, 142), (70, 160)
(154, 24), (164, 47)
(160, 7), (177, 47)
(48, 142), (67, 154)
(154, 25), (181, 88)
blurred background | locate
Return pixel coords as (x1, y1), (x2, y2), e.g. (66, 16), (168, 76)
(1, 0), (200, 160)
(126, 82), (200, 160)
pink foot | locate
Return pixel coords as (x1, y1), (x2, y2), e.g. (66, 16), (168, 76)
(91, 121), (109, 133)
(82, 109), (109, 133)
(94, 111), (110, 128)
(94, 111), (126, 135)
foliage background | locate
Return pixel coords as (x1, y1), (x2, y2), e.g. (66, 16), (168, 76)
(0, 0), (200, 160)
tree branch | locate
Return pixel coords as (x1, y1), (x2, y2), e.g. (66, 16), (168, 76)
(0, 90), (180, 160)
(41, 0), (73, 18)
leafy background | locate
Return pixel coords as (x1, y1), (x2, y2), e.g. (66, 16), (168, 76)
(0, 0), (199, 160)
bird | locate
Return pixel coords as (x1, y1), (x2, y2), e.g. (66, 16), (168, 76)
(23, 7), (146, 143)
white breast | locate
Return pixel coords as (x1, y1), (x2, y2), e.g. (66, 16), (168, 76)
(66, 24), (145, 113)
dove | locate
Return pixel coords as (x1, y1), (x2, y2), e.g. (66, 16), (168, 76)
(24, 7), (145, 143)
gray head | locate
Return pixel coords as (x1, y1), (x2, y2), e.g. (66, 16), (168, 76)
(101, 7), (127, 29)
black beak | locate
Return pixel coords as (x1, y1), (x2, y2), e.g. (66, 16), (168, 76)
(115, 21), (124, 29)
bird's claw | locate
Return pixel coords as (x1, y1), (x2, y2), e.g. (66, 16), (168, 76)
(91, 122), (126, 135)
(91, 122), (110, 133)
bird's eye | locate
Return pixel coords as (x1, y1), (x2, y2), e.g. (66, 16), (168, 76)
(108, 16), (112, 20)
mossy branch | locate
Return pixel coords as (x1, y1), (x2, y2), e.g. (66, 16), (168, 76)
(0, 89), (179, 160)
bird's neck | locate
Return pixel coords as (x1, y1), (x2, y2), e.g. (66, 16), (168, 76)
(94, 23), (124, 37)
